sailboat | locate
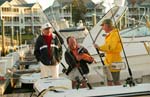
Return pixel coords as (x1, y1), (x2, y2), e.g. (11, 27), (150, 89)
(33, 6), (150, 97)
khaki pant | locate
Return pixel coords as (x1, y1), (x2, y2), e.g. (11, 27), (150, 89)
(68, 68), (83, 81)
(68, 68), (87, 89)
(39, 62), (59, 78)
(68, 68), (88, 81)
(103, 66), (113, 81)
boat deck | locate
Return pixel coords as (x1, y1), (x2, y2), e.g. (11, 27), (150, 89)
(2, 92), (150, 97)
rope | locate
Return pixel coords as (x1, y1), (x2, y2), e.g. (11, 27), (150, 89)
(37, 86), (68, 97)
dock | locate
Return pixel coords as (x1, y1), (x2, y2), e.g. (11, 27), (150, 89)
(0, 45), (39, 97)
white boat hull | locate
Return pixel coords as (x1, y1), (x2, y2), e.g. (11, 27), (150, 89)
(35, 83), (150, 97)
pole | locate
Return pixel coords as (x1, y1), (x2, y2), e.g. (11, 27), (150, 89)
(1, 18), (6, 56)
(11, 26), (14, 47)
(92, 14), (96, 27)
(42, 9), (92, 89)
(16, 30), (19, 45)
(11, 5), (14, 47)
(88, 29), (113, 86)
(19, 29), (22, 45)
(65, 51), (93, 89)
(107, 2), (135, 87)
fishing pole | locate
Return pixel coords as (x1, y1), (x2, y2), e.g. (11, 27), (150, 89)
(89, 31), (105, 65)
(75, 0), (105, 66)
(88, 27), (113, 86)
(108, 2), (135, 87)
(64, 46), (93, 89)
(75, 1), (116, 85)
(41, 8), (68, 70)
(42, 8), (92, 90)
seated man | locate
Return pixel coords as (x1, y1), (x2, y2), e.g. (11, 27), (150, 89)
(64, 36), (94, 89)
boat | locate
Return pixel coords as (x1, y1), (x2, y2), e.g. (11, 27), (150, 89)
(0, 44), (30, 95)
(35, 83), (150, 97)
(32, 5), (150, 97)
(51, 18), (89, 44)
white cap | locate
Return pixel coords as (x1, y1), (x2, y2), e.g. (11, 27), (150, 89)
(41, 23), (52, 30)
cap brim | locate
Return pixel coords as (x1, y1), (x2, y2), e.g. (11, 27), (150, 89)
(41, 27), (51, 30)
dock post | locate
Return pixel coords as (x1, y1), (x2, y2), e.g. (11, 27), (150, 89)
(1, 18), (6, 56)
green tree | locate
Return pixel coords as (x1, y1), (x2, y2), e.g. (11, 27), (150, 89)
(72, 0), (87, 25)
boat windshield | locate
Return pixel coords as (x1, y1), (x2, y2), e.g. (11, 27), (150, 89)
(120, 26), (150, 38)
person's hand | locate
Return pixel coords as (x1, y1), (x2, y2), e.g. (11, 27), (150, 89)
(87, 56), (94, 62)
(78, 53), (95, 62)
(93, 59), (97, 64)
(75, 54), (81, 61)
(88, 57), (97, 64)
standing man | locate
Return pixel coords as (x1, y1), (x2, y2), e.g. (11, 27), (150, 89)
(65, 36), (94, 89)
(94, 19), (122, 86)
(34, 23), (63, 78)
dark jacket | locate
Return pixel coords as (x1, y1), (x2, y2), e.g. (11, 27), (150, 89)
(65, 46), (92, 75)
(34, 33), (62, 66)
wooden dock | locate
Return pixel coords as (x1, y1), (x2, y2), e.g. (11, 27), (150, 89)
(0, 47), (39, 97)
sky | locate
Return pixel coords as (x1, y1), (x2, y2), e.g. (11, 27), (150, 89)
(25, 0), (105, 10)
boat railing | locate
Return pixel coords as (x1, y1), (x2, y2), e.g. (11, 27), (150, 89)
(0, 57), (13, 72)
(0, 60), (7, 76)
(0, 44), (30, 74)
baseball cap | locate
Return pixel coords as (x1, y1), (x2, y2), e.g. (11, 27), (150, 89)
(41, 23), (52, 30)
(101, 19), (113, 26)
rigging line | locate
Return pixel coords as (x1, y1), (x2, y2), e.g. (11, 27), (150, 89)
(75, 1), (117, 43)
(93, 6), (119, 43)
(107, 1), (135, 86)
(88, 30), (105, 65)
(123, 16), (146, 25)
(75, 2), (116, 67)
(50, 6), (56, 22)
(139, 9), (146, 25)
(51, 8), (68, 39)
(93, 29), (102, 43)
(50, 6), (60, 31)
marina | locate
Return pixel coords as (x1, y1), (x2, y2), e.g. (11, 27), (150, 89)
(0, 0), (150, 97)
